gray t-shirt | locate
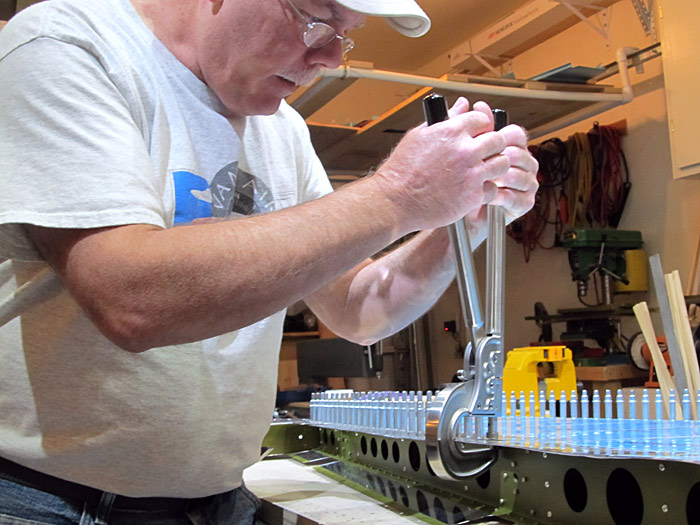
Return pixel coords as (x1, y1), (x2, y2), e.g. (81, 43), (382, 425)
(0, 0), (331, 497)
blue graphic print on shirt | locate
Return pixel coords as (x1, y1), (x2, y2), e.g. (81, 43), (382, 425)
(173, 170), (212, 224)
(173, 163), (275, 225)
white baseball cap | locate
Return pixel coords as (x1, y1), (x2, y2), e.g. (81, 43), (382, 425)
(334, 0), (431, 37)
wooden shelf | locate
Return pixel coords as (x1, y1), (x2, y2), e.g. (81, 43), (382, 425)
(301, 72), (623, 172)
(282, 331), (319, 339)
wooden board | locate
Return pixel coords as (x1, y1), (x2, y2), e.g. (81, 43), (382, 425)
(575, 364), (648, 382)
(307, 123), (360, 157)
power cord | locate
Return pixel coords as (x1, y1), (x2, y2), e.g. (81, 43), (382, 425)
(508, 123), (631, 260)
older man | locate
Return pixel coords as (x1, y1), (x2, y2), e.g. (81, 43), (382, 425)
(0, 0), (538, 522)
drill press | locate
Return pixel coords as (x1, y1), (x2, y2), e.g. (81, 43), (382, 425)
(562, 228), (644, 305)
(547, 228), (646, 361)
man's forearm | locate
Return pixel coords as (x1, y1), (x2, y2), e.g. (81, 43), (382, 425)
(26, 175), (413, 352)
(305, 228), (458, 345)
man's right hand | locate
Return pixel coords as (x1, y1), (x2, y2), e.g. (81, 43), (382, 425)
(371, 97), (511, 234)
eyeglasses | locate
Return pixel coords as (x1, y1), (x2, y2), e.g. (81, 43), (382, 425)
(284, 0), (355, 56)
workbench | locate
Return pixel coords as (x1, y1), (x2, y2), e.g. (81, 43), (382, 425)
(575, 363), (648, 393)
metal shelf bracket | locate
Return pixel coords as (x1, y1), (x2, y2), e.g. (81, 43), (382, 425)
(631, 0), (657, 39)
(558, 1), (611, 41)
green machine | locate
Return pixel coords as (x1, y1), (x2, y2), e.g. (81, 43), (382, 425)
(525, 229), (646, 362)
(562, 228), (644, 305)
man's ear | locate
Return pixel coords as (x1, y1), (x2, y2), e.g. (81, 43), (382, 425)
(211, 0), (224, 15)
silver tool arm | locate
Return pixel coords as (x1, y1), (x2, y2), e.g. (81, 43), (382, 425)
(448, 218), (483, 378)
(423, 95), (507, 479)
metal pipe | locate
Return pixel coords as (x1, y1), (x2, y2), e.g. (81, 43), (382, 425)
(486, 111), (507, 338)
(321, 65), (626, 103)
(485, 206), (505, 336)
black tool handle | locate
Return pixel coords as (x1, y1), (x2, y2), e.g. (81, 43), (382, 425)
(424, 94), (509, 131)
(422, 93), (449, 126)
(493, 108), (508, 131)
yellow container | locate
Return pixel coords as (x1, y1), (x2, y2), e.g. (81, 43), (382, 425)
(615, 249), (648, 293)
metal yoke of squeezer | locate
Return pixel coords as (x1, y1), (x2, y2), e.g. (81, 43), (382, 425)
(422, 94), (508, 480)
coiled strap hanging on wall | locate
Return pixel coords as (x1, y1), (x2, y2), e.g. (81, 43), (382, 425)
(508, 122), (630, 261)
(566, 132), (593, 228)
(588, 122), (631, 228)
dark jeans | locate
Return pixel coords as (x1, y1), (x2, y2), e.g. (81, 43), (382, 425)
(0, 477), (261, 525)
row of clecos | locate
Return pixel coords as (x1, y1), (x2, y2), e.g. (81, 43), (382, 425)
(309, 387), (700, 462)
